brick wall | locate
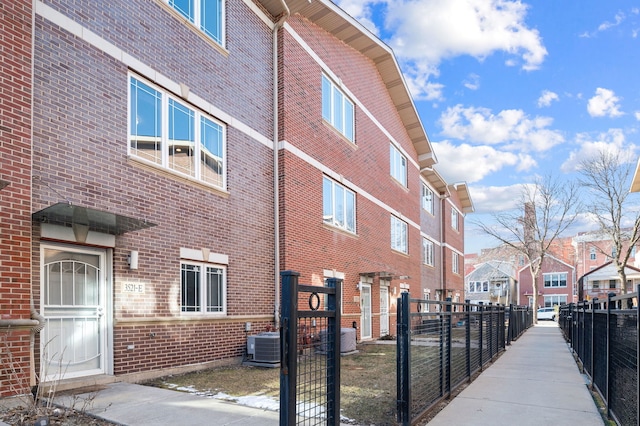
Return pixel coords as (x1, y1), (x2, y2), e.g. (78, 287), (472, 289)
(31, 0), (276, 378)
(278, 16), (422, 339)
(0, 0), (33, 397)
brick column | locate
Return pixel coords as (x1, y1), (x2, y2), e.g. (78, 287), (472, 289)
(0, 0), (34, 397)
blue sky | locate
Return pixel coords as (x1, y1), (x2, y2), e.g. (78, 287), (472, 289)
(335, 0), (640, 254)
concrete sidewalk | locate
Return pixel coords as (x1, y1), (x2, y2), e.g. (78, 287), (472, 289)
(427, 322), (603, 425)
(54, 382), (280, 425)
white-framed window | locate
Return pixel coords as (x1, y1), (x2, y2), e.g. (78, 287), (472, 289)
(543, 272), (567, 288)
(589, 247), (596, 260)
(423, 291), (430, 312)
(323, 176), (356, 233)
(390, 144), (407, 187)
(129, 75), (226, 189)
(452, 252), (460, 274)
(167, 0), (224, 46)
(181, 262), (226, 314)
(321, 74), (354, 141)
(391, 215), (408, 254)
(451, 208), (459, 231)
(423, 238), (434, 266)
(422, 184), (434, 214)
(544, 295), (567, 307)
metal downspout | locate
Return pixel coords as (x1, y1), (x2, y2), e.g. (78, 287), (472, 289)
(273, 2), (290, 329)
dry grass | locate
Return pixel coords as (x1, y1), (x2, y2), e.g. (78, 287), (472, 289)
(145, 342), (397, 425)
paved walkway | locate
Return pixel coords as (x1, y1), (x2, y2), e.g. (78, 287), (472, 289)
(51, 382), (280, 425)
(427, 322), (603, 425)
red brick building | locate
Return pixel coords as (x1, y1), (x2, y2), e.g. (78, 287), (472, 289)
(0, 0), (35, 397)
(0, 0), (472, 396)
(518, 255), (576, 308)
(278, 3), (472, 340)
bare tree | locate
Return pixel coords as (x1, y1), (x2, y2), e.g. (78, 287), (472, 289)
(475, 175), (581, 322)
(578, 149), (640, 294)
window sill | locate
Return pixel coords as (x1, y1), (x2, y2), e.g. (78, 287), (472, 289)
(322, 222), (358, 238)
(128, 155), (230, 198)
(321, 120), (357, 148)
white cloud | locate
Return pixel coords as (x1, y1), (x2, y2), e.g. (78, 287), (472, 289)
(468, 184), (527, 213)
(635, 111), (640, 121)
(598, 12), (625, 32)
(560, 128), (637, 172)
(438, 104), (564, 152)
(537, 90), (559, 108)
(337, 0), (547, 100)
(587, 88), (624, 118)
(432, 141), (536, 184)
(463, 73), (480, 90)
(335, 0), (381, 35)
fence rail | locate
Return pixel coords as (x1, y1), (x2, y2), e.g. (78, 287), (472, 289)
(396, 294), (532, 425)
(559, 287), (639, 426)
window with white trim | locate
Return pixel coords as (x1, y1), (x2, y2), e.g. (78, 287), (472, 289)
(321, 74), (354, 141)
(452, 252), (460, 274)
(129, 76), (226, 189)
(181, 262), (226, 313)
(390, 144), (407, 187)
(543, 272), (567, 288)
(323, 176), (355, 232)
(422, 184), (434, 214)
(167, 0), (224, 46)
(423, 238), (434, 266)
(451, 208), (459, 231)
(589, 247), (596, 260)
(544, 295), (567, 307)
(391, 215), (408, 254)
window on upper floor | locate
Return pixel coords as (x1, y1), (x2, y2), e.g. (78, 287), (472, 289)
(167, 0), (224, 46)
(321, 74), (354, 142)
(323, 176), (356, 233)
(451, 208), (459, 231)
(589, 247), (596, 260)
(422, 184), (434, 214)
(181, 261), (226, 314)
(391, 215), (408, 254)
(390, 144), (407, 187)
(423, 238), (434, 266)
(452, 252), (460, 274)
(129, 76), (226, 189)
(543, 272), (567, 288)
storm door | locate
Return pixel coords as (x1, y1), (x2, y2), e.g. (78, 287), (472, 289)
(41, 246), (108, 380)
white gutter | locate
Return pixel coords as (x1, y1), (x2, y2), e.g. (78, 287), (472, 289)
(273, 1), (290, 329)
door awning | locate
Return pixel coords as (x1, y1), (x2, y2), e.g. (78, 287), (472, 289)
(32, 202), (156, 235)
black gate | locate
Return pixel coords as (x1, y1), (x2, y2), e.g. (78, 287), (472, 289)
(280, 270), (342, 426)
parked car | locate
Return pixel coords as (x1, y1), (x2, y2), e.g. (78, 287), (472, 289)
(537, 307), (556, 321)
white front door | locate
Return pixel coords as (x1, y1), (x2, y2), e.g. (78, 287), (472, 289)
(380, 286), (389, 336)
(41, 245), (109, 380)
(360, 284), (372, 339)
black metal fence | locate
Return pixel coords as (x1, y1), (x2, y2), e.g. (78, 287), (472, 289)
(396, 293), (532, 425)
(559, 287), (639, 426)
(280, 271), (342, 426)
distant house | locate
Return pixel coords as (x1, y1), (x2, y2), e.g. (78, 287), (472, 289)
(578, 262), (640, 300)
(465, 261), (518, 306)
(519, 255), (576, 308)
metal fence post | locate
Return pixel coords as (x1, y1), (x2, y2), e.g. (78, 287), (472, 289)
(488, 303), (493, 358)
(279, 270), (299, 426)
(507, 304), (513, 346)
(590, 298), (596, 391)
(397, 291), (411, 425)
(478, 302), (484, 370)
(606, 292), (614, 420)
(446, 297), (452, 397)
(465, 300), (471, 381)
(326, 277), (341, 425)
